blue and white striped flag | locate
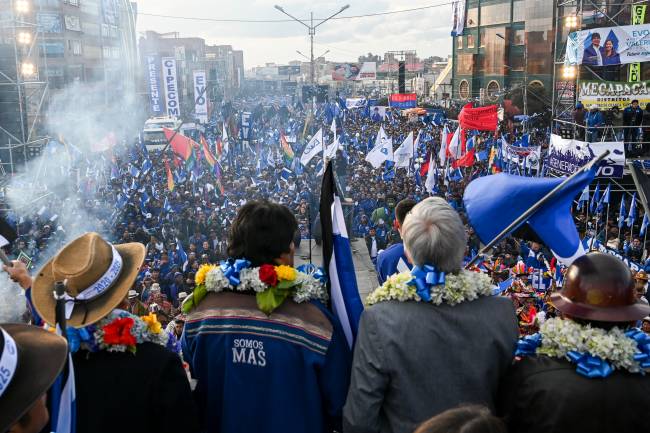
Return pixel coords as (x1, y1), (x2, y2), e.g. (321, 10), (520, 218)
(320, 161), (363, 348)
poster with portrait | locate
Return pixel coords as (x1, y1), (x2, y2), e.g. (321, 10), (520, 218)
(332, 63), (360, 81)
(565, 23), (650, 66)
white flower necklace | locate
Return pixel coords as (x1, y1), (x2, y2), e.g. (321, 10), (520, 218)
(366, 268), (493, 306)
(516, 317), (650, 377)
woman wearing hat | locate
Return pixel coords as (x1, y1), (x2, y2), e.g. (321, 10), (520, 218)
(0, 324), (67, 433)
(11, 232), (199, 433)
(499, 252), (650, 433)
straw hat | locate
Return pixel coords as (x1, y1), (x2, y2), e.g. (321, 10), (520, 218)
(0, 324), (67, 432)
(32, 232), (145, 328)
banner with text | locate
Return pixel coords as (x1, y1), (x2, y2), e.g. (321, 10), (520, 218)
(193, 70), (208, 123)
(458, 104), (498, 131)
(162, 57), (180, 118)
(548, 134), (625, 178)
(332, 62), (376, 81)
(565, 23), (650, 67)
(578, 80), (650, 109)
(389, 93), (417, 109)
(146, 54), (163, 115)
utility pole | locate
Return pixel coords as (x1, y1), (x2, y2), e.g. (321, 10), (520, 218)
(274, 4), (349, 112)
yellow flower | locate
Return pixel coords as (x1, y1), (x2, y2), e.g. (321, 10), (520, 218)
(141, 313), (162, 334)
(275, 265), (297, 282)
(195, 264), (217, 285)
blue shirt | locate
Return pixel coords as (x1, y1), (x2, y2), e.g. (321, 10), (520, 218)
(182, 294), (351, 433)
(376, 243), (412, 285)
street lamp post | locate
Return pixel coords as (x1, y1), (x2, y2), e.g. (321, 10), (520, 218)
(274, 4), (349, 85)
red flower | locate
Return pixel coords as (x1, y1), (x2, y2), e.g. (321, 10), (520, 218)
(102, 317), (137, 347)
(259, 264), (278, 287)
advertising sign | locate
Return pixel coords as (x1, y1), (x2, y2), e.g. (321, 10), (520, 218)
(565, 23), (650, 66)
(332, 63), (360, 81)
(357, 62), (377, 80)
(548, 134), (625, 178)
(146, 55), (163, 115)
(578, 80), (650, 109)
(193, 70), (208, 123)
(278, 65), (301, 75)
(162, 57), (180, 118)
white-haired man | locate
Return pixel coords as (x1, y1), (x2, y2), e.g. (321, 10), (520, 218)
(344, 197), (518, 433)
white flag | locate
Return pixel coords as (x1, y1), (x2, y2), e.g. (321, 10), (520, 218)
(394, 131), (414, 168)
(324, 137), (340, 161)
(222, 124), (230, 155)
(365, 126), (393, 169)
(425, 153), (437, 194)
(330, 118), (337, 141)
(447, 127), (461, 160)
(439, 126), (448, 165)
(300, 128), (323, 165)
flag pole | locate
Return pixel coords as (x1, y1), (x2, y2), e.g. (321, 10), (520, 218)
(465, 151), (610, 268)
(589, 211), (599, 251)
(604, 201), (610, 246)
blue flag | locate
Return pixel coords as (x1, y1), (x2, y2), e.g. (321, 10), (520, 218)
(641, 214), (649, 236)
(618, 198), (627, 228)
(320, 161), (363, 349)
(590, 183), (600, 213)
(463, 167), (596, 265)
(628, 193), (637, 228)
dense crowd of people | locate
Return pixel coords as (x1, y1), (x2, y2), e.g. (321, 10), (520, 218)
(2, 93), (650, 433)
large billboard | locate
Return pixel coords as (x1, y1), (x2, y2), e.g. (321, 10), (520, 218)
(578, 80), (650, 109)
(278, 65), (301, 75)
(332, 62), (376, 81)
(193, 70), (208, 123)
(565, 23), (650, 66)
(161, 57), (180, 118)
(146, 55), (163, 115)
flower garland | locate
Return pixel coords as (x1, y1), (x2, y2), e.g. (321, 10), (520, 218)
(516, 317), (650, 378)
(62, 309), (179, 355)
(366, 267), (493, 306)
(183, 259), (329, 315)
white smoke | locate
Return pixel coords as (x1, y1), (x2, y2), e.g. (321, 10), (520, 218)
(0, 272), (27, 323)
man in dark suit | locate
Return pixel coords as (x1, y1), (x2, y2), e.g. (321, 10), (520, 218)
(365, 227), (386, 265)
(582, 32), (605, 66)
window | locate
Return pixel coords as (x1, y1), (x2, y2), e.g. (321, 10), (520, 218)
(457, 36), (463, 50)
(466, 7), (479, 27)
(64, 15), (81, 31)
(63, 0), (80, 6)
(102, 46), (110, 58)
(486, 80), (500, 101)
(480, 2), (511, 26)
(101, 23), (110, 37)
(459, 80), (470, 99)
(456, 53), (474, 75)
(480, 27), (506, 75)
(513, 0), (525, 22)
(68, 39), (82, 55)
(513, 29), (525, 45)
(467, 34), (475, 48)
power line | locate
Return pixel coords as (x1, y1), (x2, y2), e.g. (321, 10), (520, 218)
(138, 2), (454, 24)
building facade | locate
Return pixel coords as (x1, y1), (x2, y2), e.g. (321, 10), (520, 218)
(451, 0), (555, 114)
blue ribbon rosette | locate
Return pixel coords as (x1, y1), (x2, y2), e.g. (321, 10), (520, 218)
(296, 263), (328, 284)
(407, 264), (446, 302)
(220, 258), (251, 287)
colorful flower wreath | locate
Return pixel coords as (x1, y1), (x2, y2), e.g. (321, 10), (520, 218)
(61, 310), (179, 355)
(183, 259), (328, 315)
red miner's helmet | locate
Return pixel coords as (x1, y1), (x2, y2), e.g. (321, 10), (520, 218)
(551, 252), (650, 322)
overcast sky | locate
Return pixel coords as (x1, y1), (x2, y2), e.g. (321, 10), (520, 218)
(135, 0), (453, 68)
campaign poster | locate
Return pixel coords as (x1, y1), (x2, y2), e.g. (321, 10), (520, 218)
(565, 23), (650, 66)
(357, 62), (377, 80)
(578, 80), (650, 109)
(332, 63), (360, 81)
(548, 134), (625, 178)
(161, 57), (180, 118)
(345, 98), (367, 109)
(193, 70), (208, 123)
(146, 55), (163, 115)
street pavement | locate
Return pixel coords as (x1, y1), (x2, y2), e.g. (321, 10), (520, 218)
(295, 238), (378, 301)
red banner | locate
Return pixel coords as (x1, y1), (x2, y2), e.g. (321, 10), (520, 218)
(458, 103), (498, 131)
(389, 93), (417, 109)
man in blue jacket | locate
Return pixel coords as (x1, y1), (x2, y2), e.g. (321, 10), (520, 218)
(182, 200), (351, 433)
(376, 199), (416, 284)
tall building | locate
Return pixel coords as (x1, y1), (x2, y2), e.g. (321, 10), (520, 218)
(0, 0), (138, 172)
(451, 0), (555, 114)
